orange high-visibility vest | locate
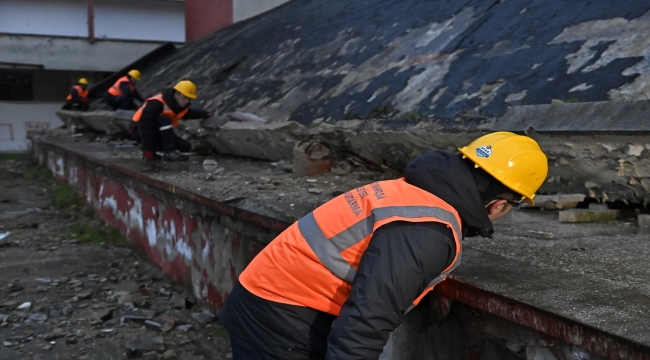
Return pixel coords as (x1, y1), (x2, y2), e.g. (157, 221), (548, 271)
(240, 178), (463, 316)
(66, 85), (88, 102)
(107, 76), (134, 97)
(132, 94), (189, 128)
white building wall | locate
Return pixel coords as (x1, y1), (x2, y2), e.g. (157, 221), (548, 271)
(0, 102), (63, 152)
(233, 0), (288, 22)
(0, 0), (87, 37)
(0, 35), (161, 72)
(94, 0), (184, 42)
(0, 0), (184, 42)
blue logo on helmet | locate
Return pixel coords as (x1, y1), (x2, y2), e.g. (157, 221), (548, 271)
(476, 145), (492, 158)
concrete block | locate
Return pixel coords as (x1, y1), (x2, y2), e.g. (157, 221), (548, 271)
(533, 194), (585, 210)
(637, 214), (650, 228)
(588, 203), (609, 210)
(559, 209), (619, 223)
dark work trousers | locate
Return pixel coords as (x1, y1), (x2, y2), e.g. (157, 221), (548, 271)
(128, 121), (141, 143)
(104, 95), (138, 110)
(61, 101), (89, 111)
(138, 115), (191, 153)
(230, 334), (284, 360)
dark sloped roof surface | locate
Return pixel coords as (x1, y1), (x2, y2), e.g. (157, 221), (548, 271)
(137, 0), (650, 125)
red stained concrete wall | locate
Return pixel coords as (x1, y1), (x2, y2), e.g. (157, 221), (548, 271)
(42, 148), (268, 310)
(185, 0), (233, 42)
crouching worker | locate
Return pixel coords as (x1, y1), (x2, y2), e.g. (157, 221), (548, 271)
(219, 132), (549, 360)
(104, 69), (144, 110)
(131, 80), (213, 162)
(62, 78), (89, 111)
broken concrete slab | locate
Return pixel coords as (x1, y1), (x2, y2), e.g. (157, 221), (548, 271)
(558, 209), (619, 223)
(203, 121), (305, 161)
(637, 214), (650, 228)
(78, 111), (127, 136)
(125, 337), (165, 355)
(531, 194), (586, 210)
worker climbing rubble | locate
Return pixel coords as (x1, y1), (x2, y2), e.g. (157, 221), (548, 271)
(61, 78), (90, 111)
(220, 132), (549, 360)
(131, 80), (213, 163)
(104, 69), (144, 110)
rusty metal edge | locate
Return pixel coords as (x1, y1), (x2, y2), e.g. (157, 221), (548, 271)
(36, 137), (291, 233)
(35, 137), (650, 360)
(436, 277), (650, 360)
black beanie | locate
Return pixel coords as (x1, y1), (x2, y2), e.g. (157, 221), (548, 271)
(465, 158), (521, 204)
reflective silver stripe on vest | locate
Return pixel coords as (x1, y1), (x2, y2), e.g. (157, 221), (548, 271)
(297, 205), (462, 283)
(330, 206), (462, 252)
(298, 212), (357, 283)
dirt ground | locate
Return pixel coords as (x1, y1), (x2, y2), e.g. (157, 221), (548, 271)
(0, 155), (232, 360)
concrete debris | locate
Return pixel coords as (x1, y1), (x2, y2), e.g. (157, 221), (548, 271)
(44, 328), (66, 340)
(191, 310), (215, 326)
(97, 308), (114, 322)
(161, 349), (178, 360)
(202, 159), (218, 172)
(307, 188), (323, 194)
(0, 232), (9, 241)
(637, 214), (650, 228)
(558, 209), (620, 223)
(0, 155), (232, 359)
(292, 140), (333, 177)
(588, 203), (609, 211)
(28, 313), (48, 322)
(76, 290), (92, 300)
(199, 115), (229, 130)
(175, 324), (193, 332)
(16, 302), (31, 310)
(531, 194), (586, 210)
(125, 337), (165, 355)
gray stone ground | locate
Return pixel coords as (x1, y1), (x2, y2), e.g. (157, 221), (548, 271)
(0, 155), (231, 360)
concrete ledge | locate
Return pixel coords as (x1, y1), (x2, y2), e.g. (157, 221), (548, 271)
(32, 136), (650, 360)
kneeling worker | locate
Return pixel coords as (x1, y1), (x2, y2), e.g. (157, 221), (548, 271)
(220, 132), (548, 359)
(104, 69), (144, 110)
(132, 80), (213, 162)
(62, 78), (89, 111)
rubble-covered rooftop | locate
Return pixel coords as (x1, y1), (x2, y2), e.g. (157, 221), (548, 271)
(135, 0), (650, 125)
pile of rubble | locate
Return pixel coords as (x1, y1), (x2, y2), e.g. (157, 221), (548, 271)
(0, 156), (231, 359)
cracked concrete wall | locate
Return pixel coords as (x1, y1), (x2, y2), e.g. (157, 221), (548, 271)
(134, 0), (650, 126)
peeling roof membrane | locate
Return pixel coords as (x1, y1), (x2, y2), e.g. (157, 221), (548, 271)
(135, 1), (650, 125)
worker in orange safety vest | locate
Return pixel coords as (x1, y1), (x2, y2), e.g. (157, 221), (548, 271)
(131, 80), (213, 162)
(62, 78), (90, 111)
(104, 69), (144, 110)
(220, 132), (549, 360)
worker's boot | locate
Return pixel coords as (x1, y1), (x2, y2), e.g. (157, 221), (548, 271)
(163, 152), (189, 162)
(142, 151), (159, 171)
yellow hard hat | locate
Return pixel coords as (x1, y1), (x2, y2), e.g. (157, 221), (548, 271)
(128, 69), (141, 81)
(173, 80), (197, 99)
(78, 78), (88, 85)
(459, 132), (548, 205)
